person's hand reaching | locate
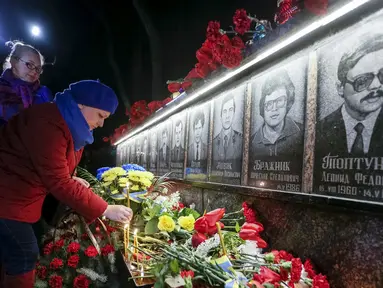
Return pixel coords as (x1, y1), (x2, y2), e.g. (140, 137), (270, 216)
(103, 205), (133, 223)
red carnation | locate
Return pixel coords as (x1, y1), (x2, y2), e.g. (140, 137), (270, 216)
(233, 9), (252, 35)
(101, 244), (115, 256)
(280, 267), (289, 281)
(73, 274), (90, 288)
(68, 254), (80, 268)
(167, 82), (182, 93)
(279, 250), (294, 262)
(304, 259), (316, 278)
(290, 258), (302, 283)
(312, 274), (330, 288)
(49, 275), (63, 288)
(54, 239), (65, 251)
(258, 266), (281, 284)
(84, 246), (98, 257)
(50, 258), (64, 270)
(195, 63), (210, 78)
(242, 202), (257, 223)
(221, 47), (243, 69)
(206, 21), (222, 43)
(180, 270), (195, 279)
(67, 242), (81, 254)
(43, 242), (54, 255)
(231, 36), (245, 50)
(36, 265), (47, 279)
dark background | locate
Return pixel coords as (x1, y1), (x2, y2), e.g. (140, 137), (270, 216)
(0, 0), (276, 171)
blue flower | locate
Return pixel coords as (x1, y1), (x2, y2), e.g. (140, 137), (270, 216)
(96, 167), (111, 180)
(122, 163), (146, 172)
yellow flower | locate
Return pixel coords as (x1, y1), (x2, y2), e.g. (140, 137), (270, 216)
(158, 215), (176, 232)
(131, 185), (139, 191)
(102, 167), (127, 182)
(178, 215), (195, 232)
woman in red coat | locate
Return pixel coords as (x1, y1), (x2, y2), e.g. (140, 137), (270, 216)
(0, 79), (132, 287)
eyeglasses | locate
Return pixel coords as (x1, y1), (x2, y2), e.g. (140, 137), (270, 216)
(14, 57), (43, 74)
(345, 69), (383, 92)
(264, 95), (287, 111)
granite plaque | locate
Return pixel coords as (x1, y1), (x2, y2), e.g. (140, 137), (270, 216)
(315, 12), (383, 202)
(149, 128), (158, 175)
(210, 86), (245, 184)
(186, 102), (211, 181)
(158, 121), (172, 176)
(248, 56), (307, 191)
(170, 113), (187, 179)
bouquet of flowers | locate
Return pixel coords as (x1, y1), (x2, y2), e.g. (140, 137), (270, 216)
(35, 215), (122, 288)
(95, 164), (154, 204)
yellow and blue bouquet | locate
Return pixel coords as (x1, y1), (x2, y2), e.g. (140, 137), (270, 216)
(96, 164), (154, 204)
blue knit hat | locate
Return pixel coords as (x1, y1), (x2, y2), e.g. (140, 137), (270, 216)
(69, 80), (119, 114)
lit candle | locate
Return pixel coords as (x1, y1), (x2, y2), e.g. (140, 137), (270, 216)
(126, 182), (131, 208)
(133, 229), (139, 267)
(124, 223), (129, 259)
(216, 222), (227, 256)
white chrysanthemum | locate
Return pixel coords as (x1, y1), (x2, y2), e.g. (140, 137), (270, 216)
(76, 268), (108, 283)
(238, 241), (263, 257)
(195, 234), (220, 257)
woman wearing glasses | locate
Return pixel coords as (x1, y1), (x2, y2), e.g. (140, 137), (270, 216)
(0, 40), (52, 125)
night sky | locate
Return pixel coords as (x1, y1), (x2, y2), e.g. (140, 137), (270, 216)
(0, 0), (276, 169)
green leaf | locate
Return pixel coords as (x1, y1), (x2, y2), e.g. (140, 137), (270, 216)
(180, 208), (200, 219)
(110, 193), (126, 200)
(154, 281), (164, 288)
(145, 218), (159, 235)
(169, 259), (180, 274)
(235, 222), (240, 233)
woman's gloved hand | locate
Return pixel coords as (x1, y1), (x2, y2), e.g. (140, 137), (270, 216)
(103, 205), (133, 223)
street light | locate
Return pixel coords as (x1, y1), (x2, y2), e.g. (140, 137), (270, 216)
(31, 25), (41, 37)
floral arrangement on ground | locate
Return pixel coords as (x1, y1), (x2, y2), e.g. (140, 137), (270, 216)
(96, 164), (330, 288)
(35, 164), (331, 288)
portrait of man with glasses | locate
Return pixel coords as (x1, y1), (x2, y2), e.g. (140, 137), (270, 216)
(248, 66), (305, 191)
(315, 31), (383, 201)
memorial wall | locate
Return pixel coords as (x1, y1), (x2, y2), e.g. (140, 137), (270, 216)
(115, 2), (383, 286)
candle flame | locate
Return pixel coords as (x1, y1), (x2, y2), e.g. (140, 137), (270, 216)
(124, 223), (129, 229)
(134, 229), (138, 235)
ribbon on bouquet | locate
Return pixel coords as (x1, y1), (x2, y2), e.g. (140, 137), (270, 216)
(122, 189), (148, 203)
(210, 256), (248, 288)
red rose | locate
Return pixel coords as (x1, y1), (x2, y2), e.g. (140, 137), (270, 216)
(68, 254), (80, 268)
(101, 244), (115, 256)
(304, 259), (316, 278)
(238, 230), (267, 248)
(191, 232), (207, 248)
(50, 258), (64, 270)
(36, 265), (47, 279)
(204, 208), (225, 226)
(49, 275), (63, 288)
(73, 274), (90, 288)
(206, 21), (222, 43)
(312, 274), (330, 288)
(206, 221), (224, 235)
(54, 239), (65, 251)
(258, 267), (281, 284)
(290, 258), (302, 283)
(241, 222), (264, 233)
(84, 246), (98, 257)
(304, 0), (328, 15)
(43, 242), (54, 255)
(67, 242), (81, 254)
(233, 9), (252, 35)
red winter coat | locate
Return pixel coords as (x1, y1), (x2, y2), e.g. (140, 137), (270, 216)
(0, 102), (108, 223)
